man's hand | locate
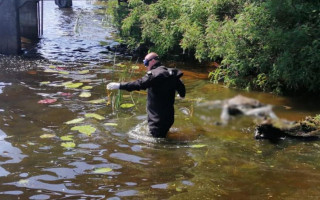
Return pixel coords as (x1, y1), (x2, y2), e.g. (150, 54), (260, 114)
(107, 82), (120, 90)
(177, 94), (185, 99)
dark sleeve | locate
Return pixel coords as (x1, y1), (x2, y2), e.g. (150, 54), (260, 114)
(119, 74), (153, 92)
(176, 79), (186, 97)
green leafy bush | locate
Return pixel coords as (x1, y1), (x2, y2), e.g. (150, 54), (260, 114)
(106, 0), (320, 94)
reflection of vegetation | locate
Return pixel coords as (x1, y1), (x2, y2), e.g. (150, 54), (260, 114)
(106, 0), (320, 94)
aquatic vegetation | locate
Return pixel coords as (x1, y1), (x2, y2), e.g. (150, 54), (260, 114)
(38, 99), (57, 104)
(65, 118), (85, 124)
(190, 144), (207, 148)
(93, 168), (113, 174)
(104, 123), (118, 126)
(40, 134), (56, 139)
(86, 99), (106, 104)
(40, 81), (50, 86)
(120, 103), (135, 109)
(65, 82), (83, 89)
(71, 125), (96, 136)
(85, 113), (105, 120)
(79, 92), (91, 98)
(60, 135), (74, 141)
(79, 70), (90, 74)
(61, 142), (76, 148)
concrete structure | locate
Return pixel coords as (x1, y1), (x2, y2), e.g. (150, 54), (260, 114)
(0, 0), (72, 55)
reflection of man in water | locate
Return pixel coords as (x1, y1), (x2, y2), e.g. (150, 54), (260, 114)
(55, 0), (72, 8)
(107, 52), (186, 138)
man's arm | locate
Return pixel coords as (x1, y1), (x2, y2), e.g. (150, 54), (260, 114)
(107, 73), (153, 92)
(176, 79), (186, 98)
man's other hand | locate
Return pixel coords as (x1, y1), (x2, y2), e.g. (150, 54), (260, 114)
(107, 82), (120, 90)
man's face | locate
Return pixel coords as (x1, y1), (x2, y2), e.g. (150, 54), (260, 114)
(143, 56), (157, 70)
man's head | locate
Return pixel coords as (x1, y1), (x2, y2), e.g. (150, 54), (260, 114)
(143, 52), (160, 70)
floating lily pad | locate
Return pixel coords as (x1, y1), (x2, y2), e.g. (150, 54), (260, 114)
(120, 103), (135, 108)
(40, 81), (50, 86)
(65, 118), (84, 124)
(62, 81), (73, 86)
(93, 168), (112, 173)
(86, 99), (106, 104)
(104, 123), (118, 126)
(40, 134), (56, 139)
(61, 142), (76, 148)
(65, 83), (83, 89)
(60, 135), (73, 141)
(131, 65), (139, 70)
(44, 69), (58, 73)
(71, 125), (96, 136)
(85, 113), (105, 120)
(190, 144), (207, 148)
(79, 70), (90, 74)
(59, 71), (70, 75)
(80, 79), (92, 83)
(79, 92), (91, 98)
(18, 179), (29, 185)
(38, 99), (57, 104)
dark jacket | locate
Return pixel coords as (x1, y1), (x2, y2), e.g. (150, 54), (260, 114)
(120, 65), (185, 137)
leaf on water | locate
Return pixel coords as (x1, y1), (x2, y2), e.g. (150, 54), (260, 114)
(86, 99), (106, 104)
(40, 81), (50, 86)
(49, 65), (56, 69)
(190, 144), (207, 148)
(71, 125), (96, 136)
(120, 103), (135, 108)
(82, 86), (93, 90)
(79, 70), (90, 74)
(176, 187), (182, 192)
(122, 95), (131, 98)
(38, 99), (57, 104)
(27, 70), (37, 75)
(62, 81), (73, 86)
(85, 113), (105, 120)
(104, 123), (118, 126)
(93, 168), (113, 173)
(59, 92), (72, 97)
(65, 118), (85, 124)
(59, 71), (70, 75)
(116, 64), (126, 68)
(257, 150), (262, 154)
(18, 179), (29, 185)
(60, 135), (73, 141)
(79, 92), (91, 98)
(40, 134), (56, 139)
(65, 83), (83, 89)
(61, 142), (76, 148)
(80, 79), (92, 83)
(44, 69), (58, 73)
(131, 65), (140, 70)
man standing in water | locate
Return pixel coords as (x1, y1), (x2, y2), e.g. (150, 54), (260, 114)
(107, 52), (186, 138)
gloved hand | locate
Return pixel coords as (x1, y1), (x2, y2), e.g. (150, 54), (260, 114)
(106, 82), (120, 90)
(177, 94), (185, 99)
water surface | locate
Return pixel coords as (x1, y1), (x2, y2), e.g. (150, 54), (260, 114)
(1, 1), (320, 199)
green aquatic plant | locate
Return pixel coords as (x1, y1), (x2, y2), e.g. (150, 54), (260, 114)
(93, 168), (113, 174)
(85, 113), (106, 120)
(61, 142), (76, 148)
(65, 118), (85, 125)
(71, 125), (96, 136)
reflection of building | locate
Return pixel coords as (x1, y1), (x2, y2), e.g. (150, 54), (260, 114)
(55, 0), (72, 8)
(0, 0), (72, 55)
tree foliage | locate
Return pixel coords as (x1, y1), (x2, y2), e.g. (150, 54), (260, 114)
(106, 0), (320, 94)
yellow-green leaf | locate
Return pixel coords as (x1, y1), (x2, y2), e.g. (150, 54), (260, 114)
(44, 69), (58, 73)
(85, 113), (105, 120)
(131, 65), (139, 70)
(40, 81), (50, 86)
(65, 118), (85, 125)
(79, 92), (91, 98)
(60, 135), (73, 141)
(71, 125), (96, 136)
(120, 103), (135, 108)
(79, 70), (90, 74)
(61, 142), (76, 148)
(40, 134), (56, 139)
(191, 144), (207, 148)
(86, 99), (106, 104)
(59, 71), (70, 75)
(49, 65), (56, 69)
(104, 123), (118, 126)
(65, 83), (83, 89)
(82, 86), (93, 90)
(93, 168), (112, 173)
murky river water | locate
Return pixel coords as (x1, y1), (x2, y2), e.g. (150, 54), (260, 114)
(1, 1), (320, 199)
